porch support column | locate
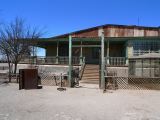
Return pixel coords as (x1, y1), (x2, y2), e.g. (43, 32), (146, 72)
(80, 40), (83, 65)
(125, 41), (129, 66)
(68, 35), (73, 87)
(56, 41), (59, 64)
(106, 38), (110, 65)
(100, 32), (105, 89)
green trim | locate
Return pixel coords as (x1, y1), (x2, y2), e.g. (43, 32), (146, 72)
(101, 33), (105, 89)
(68, 35), (73, 87)
(31, 36), (160, 48)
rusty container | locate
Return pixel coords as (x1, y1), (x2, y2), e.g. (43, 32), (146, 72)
(19, 69), (38, 90)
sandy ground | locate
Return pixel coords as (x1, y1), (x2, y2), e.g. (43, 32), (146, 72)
(0, 83), (160, 120)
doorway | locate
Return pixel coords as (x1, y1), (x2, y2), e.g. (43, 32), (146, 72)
(84, 47), (101, 64)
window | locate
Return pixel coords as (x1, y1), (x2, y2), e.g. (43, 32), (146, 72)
(132, 40), (160, 56)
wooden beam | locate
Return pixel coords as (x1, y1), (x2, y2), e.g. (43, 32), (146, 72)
(72, 45), (101, 48)
(80, 41), (83, 64)
(125, 41), (129, 66)
(106, 39), (110, 65)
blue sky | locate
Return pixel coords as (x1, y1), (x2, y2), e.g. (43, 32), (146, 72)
(0, 0), (160, 38)
(0, 0), (160, 56)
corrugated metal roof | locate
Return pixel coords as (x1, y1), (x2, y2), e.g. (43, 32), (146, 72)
(51, 24), (160, 39)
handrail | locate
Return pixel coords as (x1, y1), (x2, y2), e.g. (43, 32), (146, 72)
(79, 57), (85, 80)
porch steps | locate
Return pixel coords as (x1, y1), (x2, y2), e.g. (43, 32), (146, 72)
(80, 64), (99, 84)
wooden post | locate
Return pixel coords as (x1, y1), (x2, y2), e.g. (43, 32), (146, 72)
(101, 32), (105, 89)
(150, 59), (151, 77)
(159, 60), (160, 77)
(141, 59), (143, 77)
(125, 41), (129, 66)
(56, 41), (59, 64)
(107, 38), (110, 65)
(80, 40), (83, 65)
(68, 35), (73, 87)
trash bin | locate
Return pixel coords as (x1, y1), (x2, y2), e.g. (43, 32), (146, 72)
(19, 69), (39, 90)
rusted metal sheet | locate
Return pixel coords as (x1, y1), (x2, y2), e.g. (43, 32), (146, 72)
(104, 26), (159, 37)
(72, 28), (98, 38)
(144, 29), (158, 36)
(19, 69), (38, 90)
(52, 24), (159, 39)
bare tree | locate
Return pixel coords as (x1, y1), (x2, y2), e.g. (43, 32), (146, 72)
(0, 17), (43, 82)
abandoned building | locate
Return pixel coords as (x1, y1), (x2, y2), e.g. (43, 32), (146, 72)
(20, 24), (160, 89)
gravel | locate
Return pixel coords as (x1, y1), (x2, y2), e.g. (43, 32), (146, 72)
(0, 83), (160, 120)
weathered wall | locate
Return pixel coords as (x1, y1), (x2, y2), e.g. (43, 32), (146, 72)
(103, 26), (158, 37)
(127, 46), (133, 58)
(46, 46), (57, 56)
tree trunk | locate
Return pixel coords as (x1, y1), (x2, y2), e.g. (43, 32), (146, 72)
(7, 55), (11, 82)
(14, 62), (18, 74)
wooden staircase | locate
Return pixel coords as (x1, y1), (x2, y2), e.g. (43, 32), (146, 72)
(80, 64), (100, 84)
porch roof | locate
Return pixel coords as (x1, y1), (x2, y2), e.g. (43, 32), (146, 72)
(35, 36), (160, 48)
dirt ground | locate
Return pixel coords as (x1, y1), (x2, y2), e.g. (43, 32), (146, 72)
(0, 83), (160, 120)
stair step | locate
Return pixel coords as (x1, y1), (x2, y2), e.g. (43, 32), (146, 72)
(81, 64), (100, 84)
(80, 81), (99, 84)
(84, 70), (99, 72)
(81, 79), (99, 81)
(82, 77), (99, 79)
(83, 73), (99, 74)
(84, 68), (99, 70)
(83, 75), (99, 77)
(83, 72), (99, 73)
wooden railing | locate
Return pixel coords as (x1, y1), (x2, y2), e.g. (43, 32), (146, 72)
(105, 57), (126, 66)
(20, 56), (85, 65)
(133, 50), (160, 56)
(79, 57), (86, 80)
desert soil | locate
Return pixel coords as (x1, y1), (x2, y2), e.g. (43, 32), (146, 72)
(0, 82), (160, 120)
